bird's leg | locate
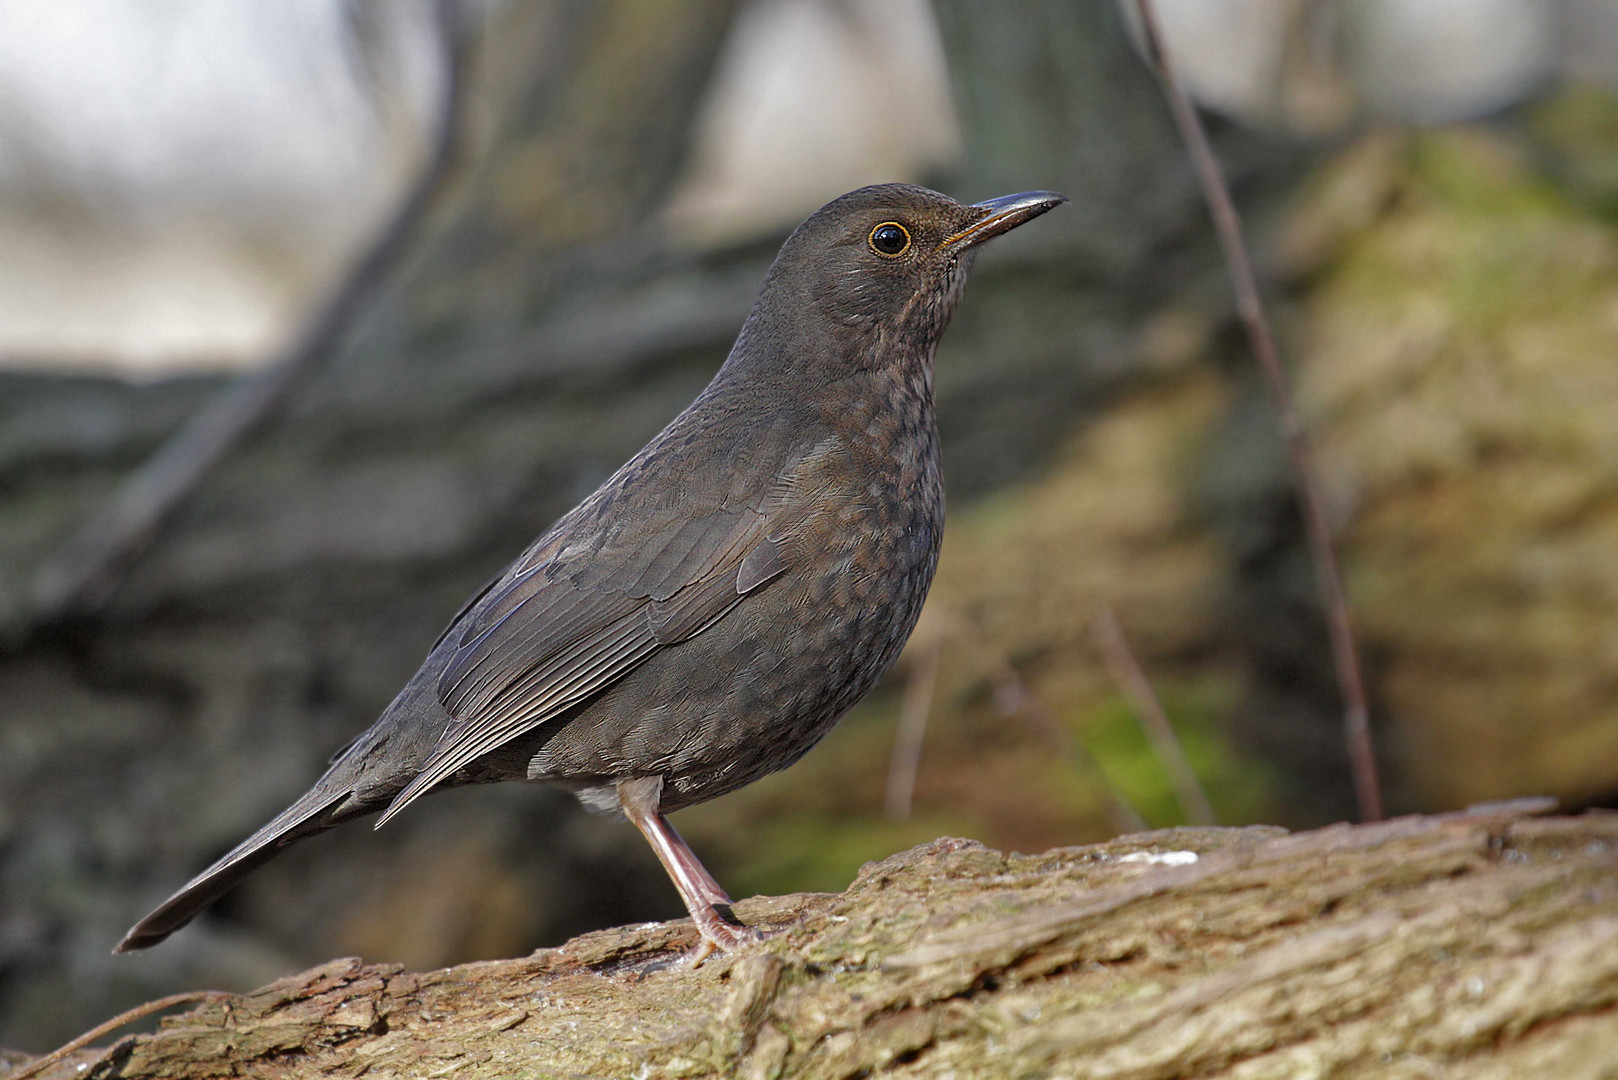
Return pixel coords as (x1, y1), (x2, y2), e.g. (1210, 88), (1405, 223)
(617, 776), (762, 956)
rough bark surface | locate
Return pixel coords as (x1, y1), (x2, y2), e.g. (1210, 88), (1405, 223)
(9, 803), (1617, 1079)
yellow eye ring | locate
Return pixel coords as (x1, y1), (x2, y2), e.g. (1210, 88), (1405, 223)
(868, 221), (911, 257)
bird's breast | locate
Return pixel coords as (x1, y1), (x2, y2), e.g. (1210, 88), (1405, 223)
(788, 367), (942, 603)
(779, 371), (943, 676)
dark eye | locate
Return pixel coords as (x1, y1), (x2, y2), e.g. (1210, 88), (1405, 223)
(869, 222), (911, 257)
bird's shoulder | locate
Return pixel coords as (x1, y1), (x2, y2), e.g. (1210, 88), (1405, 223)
(430, 396), (852, 702)
(518, 393), (846, 592)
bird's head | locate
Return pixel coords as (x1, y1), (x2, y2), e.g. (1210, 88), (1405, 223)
(733, 183), (1067, 381)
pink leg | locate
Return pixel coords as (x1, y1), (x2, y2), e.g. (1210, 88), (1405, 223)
(618, 777), (761, 954)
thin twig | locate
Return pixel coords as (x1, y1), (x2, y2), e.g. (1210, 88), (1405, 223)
(992, 659), (1149, 836)
(885, 634), (943, 821)
(1092, 606), (1216, 826)
(1133, 0), (1382, 821)
(940, 609), (1148, 835)
(29, 0), (471, 623)
(9, 990), (230, 1080)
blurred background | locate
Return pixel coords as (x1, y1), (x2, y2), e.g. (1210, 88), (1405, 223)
(3, 0), (1618, 1050)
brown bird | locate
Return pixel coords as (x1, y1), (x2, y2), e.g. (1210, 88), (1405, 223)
(117, 183), (1066, 957)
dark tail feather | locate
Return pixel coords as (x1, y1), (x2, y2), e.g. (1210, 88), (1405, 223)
(115, 785), (356, 953)
(117, 678), (445, 953)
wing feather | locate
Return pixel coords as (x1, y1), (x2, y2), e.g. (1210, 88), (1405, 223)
(374, 488), (805, 828)
(442, 580), (629, 718)
(376, 610), (657, 825)
(736, 535), (788, 593)
(633, 510), (744, 600)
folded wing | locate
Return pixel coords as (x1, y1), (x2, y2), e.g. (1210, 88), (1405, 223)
(373, 500), (791, 827)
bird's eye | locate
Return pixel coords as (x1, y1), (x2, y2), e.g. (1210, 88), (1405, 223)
(868, 222), (911, 257)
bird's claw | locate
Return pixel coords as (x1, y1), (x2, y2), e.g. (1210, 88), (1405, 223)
(681, 904), (768, 968)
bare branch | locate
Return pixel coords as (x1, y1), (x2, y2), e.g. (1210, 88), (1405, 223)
(885, 634), (943, 821)
(1092, 606), (1216, 826)
(29, 0), (471, 624)
(1132, 0), (1382, 821)
(9, 991), (228, 1080)
(940, 609), (1149, 835)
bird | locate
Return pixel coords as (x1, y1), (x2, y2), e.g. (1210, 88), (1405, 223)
(116, 182), (1066, 957)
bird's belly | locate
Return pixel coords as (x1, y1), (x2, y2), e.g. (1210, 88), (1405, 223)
(525, 500), (942, 814)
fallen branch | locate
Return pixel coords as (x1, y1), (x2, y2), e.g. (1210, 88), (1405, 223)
(11, 801), (1612, 1079)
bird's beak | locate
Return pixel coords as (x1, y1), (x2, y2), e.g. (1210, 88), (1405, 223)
(941, 191), (1068, 251)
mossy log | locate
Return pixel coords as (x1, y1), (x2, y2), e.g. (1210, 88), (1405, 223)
(9, 800), (1617, 1079)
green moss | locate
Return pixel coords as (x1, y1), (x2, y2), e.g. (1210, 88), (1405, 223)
(1074, 674), (1278, 828)
(1409, 129), (1563, 220)
(1317, 127), (1608, 350)
(714, 812), (985, 900)
(1293, 115), (1618, 806)
(1530, 83), (1618, 217)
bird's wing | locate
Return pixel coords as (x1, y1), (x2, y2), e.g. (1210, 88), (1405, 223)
(372, 456), (809, 827)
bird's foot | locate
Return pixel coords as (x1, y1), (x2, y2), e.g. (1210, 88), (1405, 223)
(681, 903), (768, 968)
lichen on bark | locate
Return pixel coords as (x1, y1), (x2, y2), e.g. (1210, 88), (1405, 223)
(9, 801), (1618, 1079)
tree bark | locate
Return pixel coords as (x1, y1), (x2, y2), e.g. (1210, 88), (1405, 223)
(10, 803), (1617, 1079)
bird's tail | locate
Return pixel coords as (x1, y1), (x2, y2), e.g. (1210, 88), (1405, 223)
(113, 722), (417, 953)
(115, 786), (351, 953)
